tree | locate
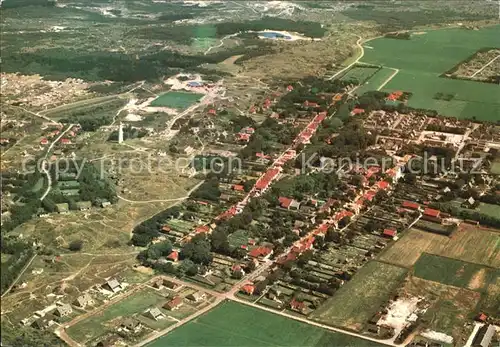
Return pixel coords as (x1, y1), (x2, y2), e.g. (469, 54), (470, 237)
(210, 230), (230, 255)
(68, 240), (83, 252)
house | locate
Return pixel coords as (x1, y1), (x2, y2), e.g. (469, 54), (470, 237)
(163, 296), (183, 310)
(240, 284), (255, 295)
(237, 133), (251, 142)
(462, 197), (476, 208)
(232, 184), (245, 192)
(40, 138), (49, 145)
(55, 203), (69, 214)
(382, 229), (397, 238)
(423, 208), (441, 218)
(31, 317), (53, 330)
(195, 225), (210, 234)
(161, 225), (171, 233)
(475, 312), (488, 322)
(472, 324), (496, 347)
(120, 318), (142, 334)
(290, 298), (306, 313)
(102, 278), (122, 293)
(167, 250), (179, 262)
(208, 109), (216, 116)
(162, 279), (180, 290)
(278, 196), (301, 210)
(231, 264), (245, 277)
(187, 292), (206, 302)
(145, 307), (166, 321)
(351, 108), (365, 116)
(287, 85), (294, 91)
(95, 335), (121, 347)
(75, 201), (92, 211)
(60, 138), (71, 145)
(101, 201), (111, 208)
(74, 293), (94, 308)
(402, 201), (420, 210)
(377, 181), (390, 190)
(249, 246), (273, 260)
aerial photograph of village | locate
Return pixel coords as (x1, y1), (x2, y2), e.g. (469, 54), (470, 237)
(0, 0), (499, 346)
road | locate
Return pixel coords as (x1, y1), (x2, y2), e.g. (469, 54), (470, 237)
(204, 33), (239, 55)
(9, 105), (60, 125)
(40, 123), (75, 201)
(1, 254), (37, 298)
(470, 54), (500, 77)
(117, 181), (204, 204)
(328, 35), (364, 80)
(377, 67), (400, 91)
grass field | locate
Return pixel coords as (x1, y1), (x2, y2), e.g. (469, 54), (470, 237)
(380, 227), (500, 268)
(354, 67), (397, 95)
(150, 91), (203, 109)
(413, 253), (498, 292)
(67, 288), (167, 343)
(490, 159), (500, 175)
(360, 25), (500, 120)
(477, 203), (500, 219)
(479, 275), (500, 317)
(311, 261), (407, 331)
(340, 66), (379, 84)
(147, 301), (385, 347)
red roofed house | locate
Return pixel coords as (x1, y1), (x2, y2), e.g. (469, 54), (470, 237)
(475, 312), (488, 322)
(290, 298), (306, 313)
(208, 109), (216, 115)
(351, 108), (365, 116)
(237, 133), (251, 142)
(232, 184), (245, 191)
(40, 138), (49, 145)
(163, 296), (183, 311)
(195, 225), (210, 234)
(303, 100), (319, 108)
(377, 181), (390, 190)
(249, 106), (256, 114)
(382, 229), (397, 238)
(255, 168), (280, 191)
(423, 208), (441, 218)
(241, 284), (255, 296)
(249, 246), (273, 260)
(287, 85), (294, 92)
(276, 252), (297, 265)
(167, 251), (179, 262)
(402, 201), (420, 210)
(60, 138), (71, 145)
(161, 225), (171, 233)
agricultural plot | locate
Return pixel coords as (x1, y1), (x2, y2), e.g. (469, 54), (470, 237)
(67, 288), (168, 344)
(354, 67), (397, 95)
(360, 25), (500, 120)
(150, 91), (204, 110)
(340, 66), (379, 84)
(147, 301), (385, 347)
(380, 227), (500, 268)
(490, 159), (500, 175)
(479, 275), (500, 317)
(413, 253), (498, 292)
(477, 203), (500, 219)
(311, 261), (407, 331)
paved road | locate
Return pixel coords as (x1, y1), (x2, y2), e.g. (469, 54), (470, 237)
(328, 35), (364, 80)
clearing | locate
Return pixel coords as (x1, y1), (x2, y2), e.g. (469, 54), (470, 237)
(379, 227), (500, 268)
(413, 253), (498, 292)
(311, 261), (407, 331)
(146, 301), (385, 347)
(150, 91), (204, 110)
(360, 25), (500, 120)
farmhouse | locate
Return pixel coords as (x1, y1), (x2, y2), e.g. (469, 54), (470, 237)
(73, 293), (94, 308)
(145, 307), (166, 321)
(187, 292), (206, 302)
(53, 303), (73, 317)
(56, 203), (69, 214)
(240, 284), (255, 295)
(163, 296), (183, 310)
(120, 318), (142, 334)
(102, 278), (122, 293)
(290, 298), (306, 313)
(167, 250), (179, 262)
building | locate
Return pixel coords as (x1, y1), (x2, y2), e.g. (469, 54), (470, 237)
(53, 302), (73, 317)
(382, 229), (397, 238)
(145, 307), (166, 321)
(73, 293), (94, 308)
(163, 296), (183, 310)
(75, 201), (92, 211)
(248, 246), (273, 260)
(55, 203), (69, 214)
(290, 298), (306, 313)
(402, 201), (420, 210)
(167, 250), (179, 262)
(187, 292), (206, 302)
(120, 318), (142, 334)
(102, 278), (122, 293)
(472, 324), (496, 347)
(240, 284), (255, 295)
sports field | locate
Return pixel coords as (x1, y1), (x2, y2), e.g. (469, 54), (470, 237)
(311, 261), (407, 331)
(380, 227), (500, 268)
(360, 25), (500, 121)
(147, 301), (385, 347)
(413, 253), (498, 292)
(150, 91), (203, 109)
(354, 67), (398, 95)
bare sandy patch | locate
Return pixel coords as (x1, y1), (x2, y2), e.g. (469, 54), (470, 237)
(468, 268), (486, 290)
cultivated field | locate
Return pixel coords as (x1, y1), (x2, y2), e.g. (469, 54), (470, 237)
(311, 261), (407, 331)
(360, 25), (500, 120)
(480, 275), (500, 317)
(150, 91), (203, 109)
(413, 253), (498, 292)
(354, 67), (397, 95)
(379, 227), (500, 268)
(147, 301), (385, 347)
(490, 159), (500, 175)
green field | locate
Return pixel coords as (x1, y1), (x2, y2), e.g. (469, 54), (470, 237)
(413, 253), (498, 292)
(150, 91), (204, 110)
(311, 261), (407, 331)
(67, 289), (167, 343)
(490, 159), (500, 175)
(354, 67), (398, 95)
(477, 203), (500, 218)
(360, 26), (500, 121)
(147, 301), (384, 347)
(340, 66), (379, 84)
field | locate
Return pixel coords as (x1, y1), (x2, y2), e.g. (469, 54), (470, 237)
(150, 91), (204, 110)
(67, 288), (167, 343)
(360, 25), (500, 120)
(147, 301), (385, 347)
(479, 275), (500, 316)
(311, 261), (407, 331)
(413, 253), (498, 292)
(379, 227), (500, 268)
(340, 65), (379, 84)
(490, 159), (500, 175)
(354, 67), (397, 95)
(402, 277), (481, 343)
(477, 203), (500, 218)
